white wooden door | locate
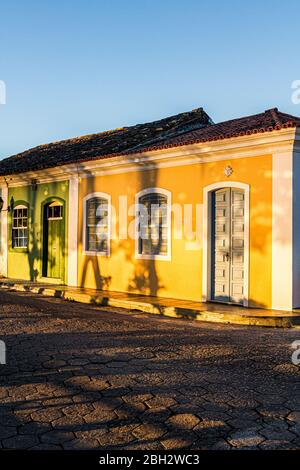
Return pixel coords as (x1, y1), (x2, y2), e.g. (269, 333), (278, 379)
(212, 188), (245, 304)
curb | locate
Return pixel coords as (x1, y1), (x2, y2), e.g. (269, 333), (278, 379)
(0, 281), (298, 328)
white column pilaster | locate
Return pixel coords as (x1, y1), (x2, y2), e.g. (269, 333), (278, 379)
(272, 152), (293, 310)
(0, 185), (8, 277)
(67, 176), (79, 286)
(292, 151), (300, 308)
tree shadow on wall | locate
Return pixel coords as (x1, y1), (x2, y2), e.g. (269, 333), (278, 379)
(78, 166), (112, 291)
(127, 158), (164, 297)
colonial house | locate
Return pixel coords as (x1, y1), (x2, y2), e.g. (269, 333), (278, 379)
(0, 106), (300, 311)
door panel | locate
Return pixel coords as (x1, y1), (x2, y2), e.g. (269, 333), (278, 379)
(212, 189), (231, 302)
(230, 189), (244, 304)
(47, 219), (62, 279)
(42, 202), (64, 281)
(212, 188), (245, 304)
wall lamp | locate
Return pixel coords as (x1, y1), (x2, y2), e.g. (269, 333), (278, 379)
(0, 196), (14, 213)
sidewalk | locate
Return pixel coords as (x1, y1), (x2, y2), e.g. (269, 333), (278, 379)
(1, 278), (300, 328)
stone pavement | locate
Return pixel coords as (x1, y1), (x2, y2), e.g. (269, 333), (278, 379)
(0, 290), (300, 450)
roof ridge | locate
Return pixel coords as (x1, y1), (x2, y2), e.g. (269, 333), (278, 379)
(266, 107), (282, 127)
(125, 109), (213, 152)
(273, 109), (300, 123)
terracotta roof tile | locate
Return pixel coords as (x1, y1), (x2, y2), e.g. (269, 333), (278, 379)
(0, 107), (212, 176)
(132, 108), (300, 153)
(1, 107), (300, 176)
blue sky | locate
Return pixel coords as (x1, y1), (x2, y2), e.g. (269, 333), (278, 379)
(0, 0), (300, 158)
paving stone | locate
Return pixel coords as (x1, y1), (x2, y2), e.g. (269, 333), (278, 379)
(228, 429), (265, 448)
(228, 418), (260, 430)
(258, 406), (290, 419)
(141, 407), (172, 423)
(2, 435), (40, 449)
(51, 414), (86, 430)
(75, 429), (108, 440)
(0, 425), (18, 440)
(192, 438), (231, 450)
(287, 411), (300, 424)
(19, 422), (51, 435)
(0, 389), (9, 399)
(43, 396), (74, 407)
(167, 413), (200, 430)
(0, 414), (20, 427)
(72, 392), (103, 403)
(62, 403), (94, 416)
(290, 424), (300, 437)
(92, 399), (122, 412)
(115, 402), (146, 420)
(259, 439), (296, 450)
(123, 393), (153, 404)
(83, 409), (117, 425)
(194, 418), (230, 437)
(64, 376), (91, 388)
(43, 359), (67, 369)
(41, 430), (75, 444)
(133, 423), (166, 440)
(85, 378), (109, 391)
(146, 396), (176, 409)
(31, 408), (64, 423)
(160, 431), (197, 449)
(63, 438), (100, 449)
(96, 430), (136, 447)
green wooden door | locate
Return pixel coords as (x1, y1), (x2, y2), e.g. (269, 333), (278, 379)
(43, 201), (64, 280)
(47, 218), (63, 279)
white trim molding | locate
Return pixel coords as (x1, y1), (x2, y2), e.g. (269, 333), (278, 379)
(272, 152), (293, 310)
(68, 176), (79, 286)
(202, 181), (250, 307)
(135, 187), (172, 261)
(0, 185), (8, 277)
(82, 191), (112, 257)
(293, 151), (300, 308)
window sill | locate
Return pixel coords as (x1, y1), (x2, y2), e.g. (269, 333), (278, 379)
(135, 253), (171, 261)
(9, 248), (29, 254)
(82, 250), (110, 257)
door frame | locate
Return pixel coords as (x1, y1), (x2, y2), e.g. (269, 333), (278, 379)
(202, 181), (250, 307)
(41, 197), (66, 283)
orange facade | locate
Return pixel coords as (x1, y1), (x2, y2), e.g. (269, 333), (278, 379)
(77, 154), (273, 308)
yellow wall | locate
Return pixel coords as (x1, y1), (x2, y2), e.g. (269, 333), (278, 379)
(78, 154), (273, 308)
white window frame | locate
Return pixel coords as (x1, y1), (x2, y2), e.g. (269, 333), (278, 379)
(82, 192), (111, 257)
(135, 187), (172, 261)
(12, 204), (29, 249)
(47, 201), (63, 220)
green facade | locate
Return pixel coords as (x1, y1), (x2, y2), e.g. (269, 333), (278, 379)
(8, 181), (69, 283)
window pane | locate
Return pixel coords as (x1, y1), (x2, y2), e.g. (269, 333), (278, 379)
(138, 193), (169, 256)
(86, 197), (109, 253)
(48, 204), (63, 219)
(12, 207), (28, 248)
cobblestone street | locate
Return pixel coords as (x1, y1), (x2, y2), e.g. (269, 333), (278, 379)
(0, 290), (300, 450)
